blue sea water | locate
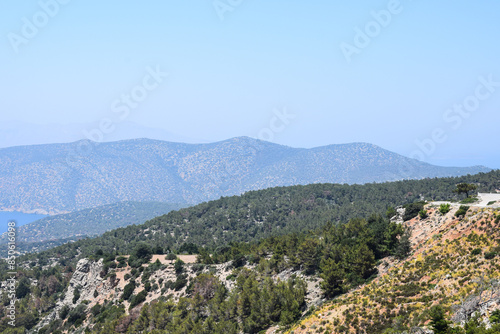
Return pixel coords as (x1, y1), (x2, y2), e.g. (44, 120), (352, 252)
(0, 211), (47, 234)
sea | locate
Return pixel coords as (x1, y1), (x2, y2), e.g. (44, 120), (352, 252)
(0, 211), (47, 234)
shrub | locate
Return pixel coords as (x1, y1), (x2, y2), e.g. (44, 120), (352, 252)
(117, 258), (127, 268)
(178, 242), (199, 254)
(455, 205), (469, 217)
(122, 281), (135, 301)
(174, 259), (185, 274)
(165, 253), (177, 261)
(15, 277), (31, 299)
(386, 206), (397, 219)
(484, 252), (497, 259)
(133, 243), (152, 261)
(439, 203), (451, 215)
(91, 304), (102, 316)
(153, 245), (164, 254)
(471, 248), (482, 256)
(174, 275), (188, 291)
(490, 309), (500, 324)
(164, 280), (174, 290)
(403, 202), (425, 221)
(72, 287), (81, 304)
(67, 304), (87, 325)
(226, 273), (237, 281)
(129, 290), (147, 309)
(191, 263), (205, 273)
(59, 305), (70, 319)
(419, 209), (428, 219)
(127, 256), (143, 268)
(461, 196), (478, 204)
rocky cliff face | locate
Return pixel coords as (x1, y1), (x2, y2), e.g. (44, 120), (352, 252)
(31, 259), (105, 333)
(31, 254), (325, 333)
(65, 259), (105, 305)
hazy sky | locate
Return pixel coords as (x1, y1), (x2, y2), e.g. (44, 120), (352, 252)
(1, 1), (499, 168)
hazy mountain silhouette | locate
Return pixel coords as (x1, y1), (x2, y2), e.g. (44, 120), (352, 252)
(0, 137), (490, 214)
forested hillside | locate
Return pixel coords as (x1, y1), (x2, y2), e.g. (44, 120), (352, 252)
(0, 171), (499, 333)
(13, 170), (500, 266)
(4, 192), (500, 333)
(0, 204), (407, 333)
(0, 201), (185, 256)
(0, 137), (490, 214)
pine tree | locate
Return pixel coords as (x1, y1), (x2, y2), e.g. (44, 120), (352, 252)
(394, 227), (412, 260)
(320, 258), (346, 298)
(429, 305), (450, 334)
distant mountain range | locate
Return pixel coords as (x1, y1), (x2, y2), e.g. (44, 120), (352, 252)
(0, 137), (490, 214)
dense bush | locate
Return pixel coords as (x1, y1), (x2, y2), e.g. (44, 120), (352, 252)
(174, 259), (185, 274)
(72, 287), (81, 304)
(133, 243), (152, 261)
(122, 281), (135, 300)
(471, 248), (482, 256)
(173, 274), (188, 291)
(439, 203), (451, 214)
(15, 277), (31, 299)
(178, 242), (199, 254)
(455, 205), (470, 217)
(484, 252), (497, 260)
(59, 305), (70, 320)
(165, 253), (177, 261)
(67, 304), (87, 325)
(403, 202), (425, 221)
(129, 290), (147, 309)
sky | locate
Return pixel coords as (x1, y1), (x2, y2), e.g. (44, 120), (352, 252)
(1, 0), (499, 168)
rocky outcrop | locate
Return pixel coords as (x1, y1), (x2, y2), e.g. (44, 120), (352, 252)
(30, 258), (105, 333)
(61, 258), (105, 305)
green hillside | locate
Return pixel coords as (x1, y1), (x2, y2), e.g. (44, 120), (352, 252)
(16, 170), (500, 265)
(0, 201), (186, 256)
(0, 170), (499, 333)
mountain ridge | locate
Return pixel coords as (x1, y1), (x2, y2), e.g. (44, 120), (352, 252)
(0, 137), (491, 214)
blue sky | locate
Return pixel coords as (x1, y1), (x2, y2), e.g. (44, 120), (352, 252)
(1, 0), (499, 168)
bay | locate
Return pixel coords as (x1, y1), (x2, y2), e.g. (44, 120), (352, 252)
(0, 211), (47, 234)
